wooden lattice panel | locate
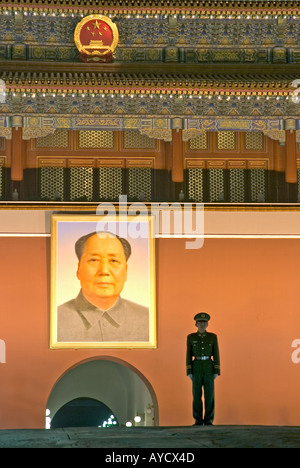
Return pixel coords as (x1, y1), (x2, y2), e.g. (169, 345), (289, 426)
(245, 132), (264, 150)
(250, 168), (266, 202)
(297, 169), (300, 195)
(124, 130), (155, 149)
(70, 167), (93, 201)
(188, 132), (208, 150)
(40, 166), (64, 200)
(187, 168), (204, 202)
(79, 131), (114, 149)
(99, 167), (123, 200)
(208, 168), (225, 201)
(36, 130), (69, 148)
(128, 167), (152, 200)
(229, 169), (246, 203)
(0, 166), (3, 199)
(217, 131), (236, 150)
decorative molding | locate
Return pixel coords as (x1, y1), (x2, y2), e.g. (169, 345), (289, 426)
(184, 158), (269, 170)
(1, 115), (299, 138)
(184, 118), (285, 132)
(1, 70), (298, 92)
(0, 0), (299, 16)
(126, 158), (154, 168)
(38, 158), (66, 167)
(227, 160), (247, 169)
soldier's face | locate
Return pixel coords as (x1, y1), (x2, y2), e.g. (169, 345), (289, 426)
(196, 321), (208, 333)
(77, 234), (127, 303)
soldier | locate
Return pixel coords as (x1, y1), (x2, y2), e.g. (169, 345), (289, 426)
(186, 313), (220, 426)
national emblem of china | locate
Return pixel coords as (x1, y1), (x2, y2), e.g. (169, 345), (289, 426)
(74, 15), (119, 63)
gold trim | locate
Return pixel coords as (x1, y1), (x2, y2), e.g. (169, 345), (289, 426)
(74, 15), (119, 57)
(50, 214), (156, 350)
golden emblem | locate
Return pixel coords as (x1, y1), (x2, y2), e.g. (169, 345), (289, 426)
(74, 15), (119, 63)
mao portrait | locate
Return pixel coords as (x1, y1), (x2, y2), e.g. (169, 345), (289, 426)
(50, 215), (156, 349)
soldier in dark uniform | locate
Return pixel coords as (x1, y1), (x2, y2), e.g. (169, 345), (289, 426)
(186, 313), (220, 426)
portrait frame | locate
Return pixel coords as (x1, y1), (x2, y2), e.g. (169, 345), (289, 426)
(50, 214), (156, 349)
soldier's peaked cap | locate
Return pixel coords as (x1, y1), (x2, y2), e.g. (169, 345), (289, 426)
(194, 313), (210, 322)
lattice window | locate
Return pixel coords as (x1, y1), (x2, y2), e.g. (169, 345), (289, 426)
(128, 168), (152, 201)
(99, 167), (123, 200)
(245, 132), (264, 150)
(79, 131), (114, 149)
(0, 137), (5, 151)
(0, 167), (3, 199)
(40, 167), (64, 200)
(70, 167), (93, 201)
(189, 132), (207, 150)
(187, 168), (204, 202)
(217, 131), (235, 150)
(124, 130), (155, 149)
(209, 168), (225, 202)
(250, 169), (266, 202)
(36, 130), (69, 148)
(229, 169), (246, 203)
(297, 170), (300, 196)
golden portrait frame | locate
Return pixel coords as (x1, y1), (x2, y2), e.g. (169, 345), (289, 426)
(50, 214), (156, 349)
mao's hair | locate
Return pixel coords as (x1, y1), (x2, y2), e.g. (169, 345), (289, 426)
(75, 231), (132, 261)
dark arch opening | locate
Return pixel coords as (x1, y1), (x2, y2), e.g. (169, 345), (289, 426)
(50, 397), (118, 429)
(47, 356), (159, 427)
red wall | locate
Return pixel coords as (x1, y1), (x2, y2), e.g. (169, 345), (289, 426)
(0, 236), (300, 428)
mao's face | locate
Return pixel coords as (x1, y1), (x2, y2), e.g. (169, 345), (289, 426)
(77, 234), (127, 304)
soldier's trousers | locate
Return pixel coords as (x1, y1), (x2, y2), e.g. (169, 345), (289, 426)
(192, 373), (215, 424)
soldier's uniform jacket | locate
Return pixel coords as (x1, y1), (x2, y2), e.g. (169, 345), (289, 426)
(186, 332), (220, 376)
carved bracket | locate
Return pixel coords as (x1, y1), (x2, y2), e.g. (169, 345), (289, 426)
(182, 129), (206, 142)
(22, 127), (56, 140)
(0, 128), (12, 139)
(139, 128), (172, 142)
(263, 130), (286, 144)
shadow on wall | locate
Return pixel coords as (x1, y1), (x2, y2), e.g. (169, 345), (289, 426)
(46, 358), (158, 428)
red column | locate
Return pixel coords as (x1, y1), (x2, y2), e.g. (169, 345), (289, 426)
(11, 127), (24, 181)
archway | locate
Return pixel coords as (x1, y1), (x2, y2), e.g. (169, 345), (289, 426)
(50, 397), (117, 428)
(46, 357), (158, 428)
